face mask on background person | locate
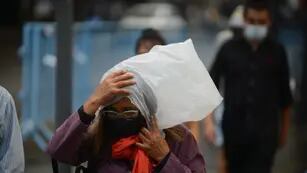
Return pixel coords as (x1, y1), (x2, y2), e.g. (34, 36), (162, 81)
(244, 24), (268, 41)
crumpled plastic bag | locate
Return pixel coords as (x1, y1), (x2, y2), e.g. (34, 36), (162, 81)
(101, 39), (223, 129)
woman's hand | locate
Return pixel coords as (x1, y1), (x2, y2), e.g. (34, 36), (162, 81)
(136, 116), (170, 163)
(83, 70), (135, 115)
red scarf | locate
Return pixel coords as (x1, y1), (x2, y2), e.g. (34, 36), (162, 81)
(112, 135), (152, 173)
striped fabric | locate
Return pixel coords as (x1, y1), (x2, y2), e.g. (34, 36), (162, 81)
(0, 86), (24, 173)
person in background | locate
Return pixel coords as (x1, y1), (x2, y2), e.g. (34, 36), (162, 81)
(135, 28), (166, 55)
(204, 5), (244, 173)
(209, 0), (292, 172)
(0, 86), (25, 173)
(135, 29), (201, 141)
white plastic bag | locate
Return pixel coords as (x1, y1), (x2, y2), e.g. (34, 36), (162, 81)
(101, 39), (223, 129)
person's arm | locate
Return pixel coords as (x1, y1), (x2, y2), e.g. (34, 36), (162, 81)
(157, 128), (206, 173)
(47, 108), (95, 165)
(203, 44), (227, 145)
(280, 107), (291, 147)
(210, 43), (226, 88)
(0, 87), (24, 173)
(47, 70), (136, 165)
(136, 117), (205, 173)
(203, 113), (216, 144)
(278, 46), (293, 147)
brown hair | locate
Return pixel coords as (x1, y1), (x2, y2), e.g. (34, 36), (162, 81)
(135, 28), (166, 54)
(89, 115), (105, 157)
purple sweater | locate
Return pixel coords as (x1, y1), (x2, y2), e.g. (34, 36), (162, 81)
(47, 112), (206, 173)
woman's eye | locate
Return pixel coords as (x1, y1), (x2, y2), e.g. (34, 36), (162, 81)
(103, 110), (138, 118)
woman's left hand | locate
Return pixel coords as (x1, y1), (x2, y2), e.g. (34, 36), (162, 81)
(136, 116), (170, 163)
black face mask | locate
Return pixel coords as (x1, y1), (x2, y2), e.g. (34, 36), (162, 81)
(101, 111), (147, 140)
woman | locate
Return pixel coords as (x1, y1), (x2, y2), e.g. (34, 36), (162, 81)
(47, 70), (206, 173)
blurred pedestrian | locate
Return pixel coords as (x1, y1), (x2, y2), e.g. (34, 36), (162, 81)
(209, 0), (293, 172)
(135, 28), (166, 54)
(0, 86), (25, 173)
(135, 28), (201, 142)
(204, 5), (244, 173)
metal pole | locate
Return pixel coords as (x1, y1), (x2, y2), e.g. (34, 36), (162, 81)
(54, 0), (73, 172)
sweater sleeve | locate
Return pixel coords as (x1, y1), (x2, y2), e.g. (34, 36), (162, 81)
(46, 111), (95, 166)
(158, 127), (206, 173)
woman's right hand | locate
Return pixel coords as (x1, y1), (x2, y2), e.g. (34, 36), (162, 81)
(83, 70), (135, 116)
